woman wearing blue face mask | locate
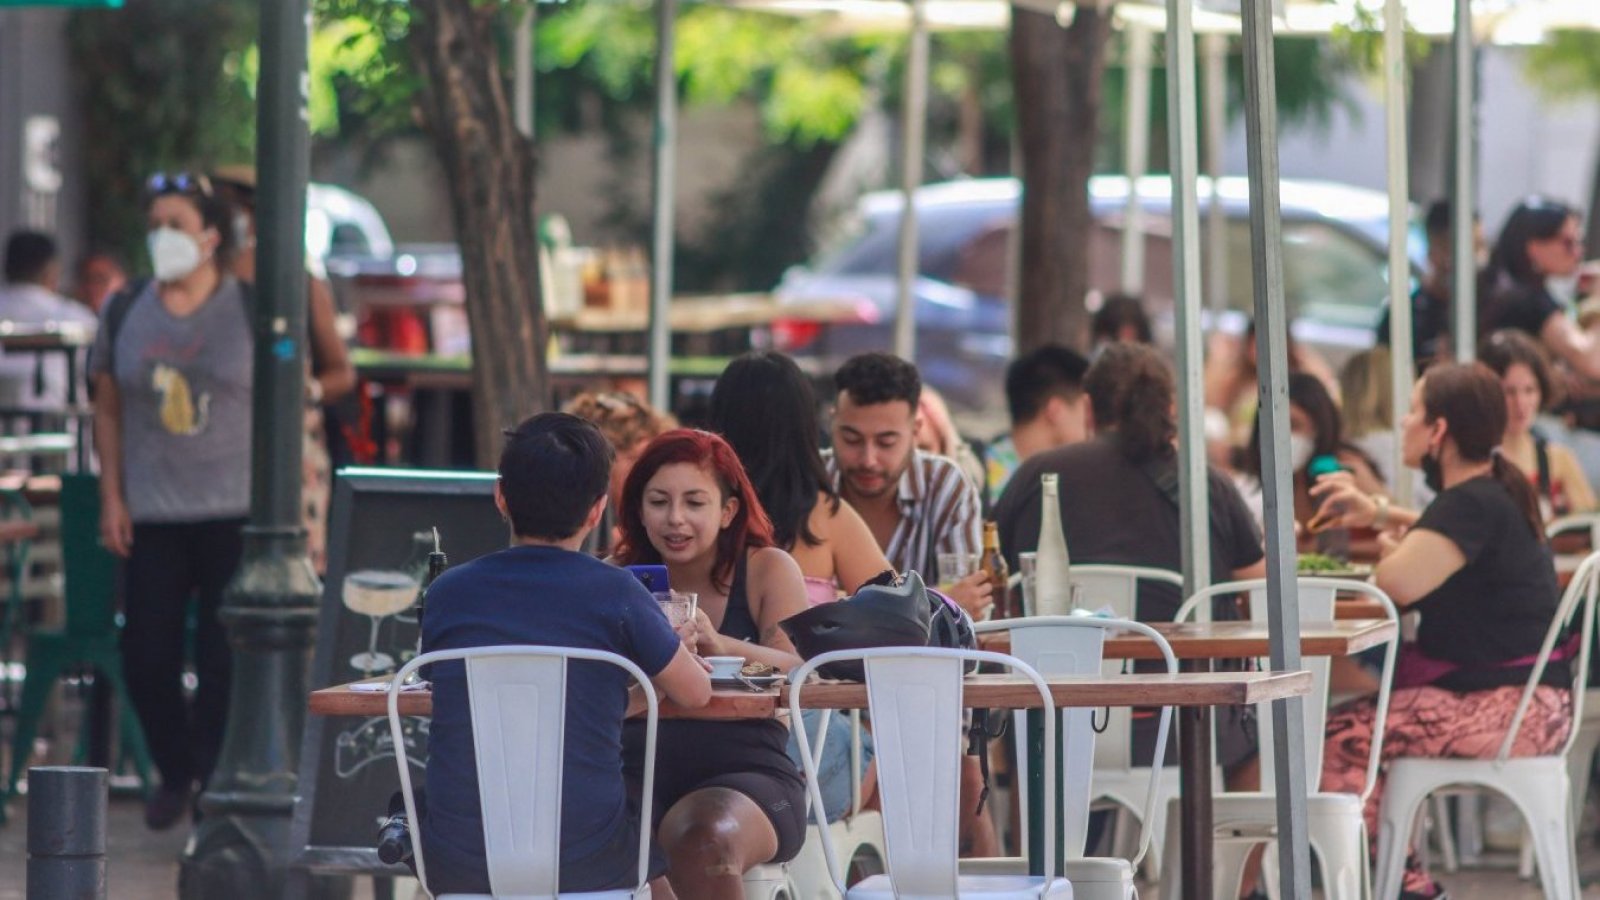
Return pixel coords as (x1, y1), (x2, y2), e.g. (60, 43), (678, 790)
(88, 172), (252, 832)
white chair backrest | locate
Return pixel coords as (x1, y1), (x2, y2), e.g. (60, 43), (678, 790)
(1069, 564), (1184, 622)
(789, 647), (1057, 895)
(1174, 577), (1400, 795)
(1547, 513), (1600, 547)
(388, 645), (659, 898)
(1503, 550), (1600, 762)
(1043, 565), (1182, 772)
(974, 616), (1175, 866)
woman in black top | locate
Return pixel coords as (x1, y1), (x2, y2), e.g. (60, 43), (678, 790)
(1310, 363), (1572, 900)
(614, 429), (809, 899)
(1479, 198), (1600, 380)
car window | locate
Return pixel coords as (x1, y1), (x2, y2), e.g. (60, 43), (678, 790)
(1225, 219), (1387, 326)
(814, 203), (1013, 280)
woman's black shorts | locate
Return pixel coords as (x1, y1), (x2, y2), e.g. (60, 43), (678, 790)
(624, 718), (809, 864)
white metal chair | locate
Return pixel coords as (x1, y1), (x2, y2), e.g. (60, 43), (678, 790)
(1062, 564), (1187, 875)
(388, 645), (658, 900)
(1547, 514), (1600, 827)
(789, 646), (1072, 898)
(1159, 577), (1401, 900)
(785, 709), (887, 899)
(965, 616), (1176, 900)
(1429, 516), (1600, 880)
(1373, 551), (1600, 900)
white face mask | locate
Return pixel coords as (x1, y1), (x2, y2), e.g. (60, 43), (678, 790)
(147, 227), (206, 282)
(1288, 432), (1314, 471)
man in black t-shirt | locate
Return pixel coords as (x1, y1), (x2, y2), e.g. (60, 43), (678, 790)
(993, 435), (1265, 622)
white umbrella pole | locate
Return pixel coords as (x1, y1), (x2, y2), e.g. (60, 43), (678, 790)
(648, 0), (679, 411)
(514, 5), (536, 138)
(1121, 21), (1153, 294)
(1202, 31), (1228, 315)
(893, 0), (929, 361)
(1166, 0), (1210, 600)
(1452, 0), (1476, 363)
(1384, 0), (1414, 507)
(1240, 0), (1312, 894)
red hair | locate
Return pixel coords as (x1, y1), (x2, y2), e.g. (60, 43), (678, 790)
(614, 429), (775, 591)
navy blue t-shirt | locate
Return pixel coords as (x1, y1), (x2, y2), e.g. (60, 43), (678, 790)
(419, 545), (680, 891)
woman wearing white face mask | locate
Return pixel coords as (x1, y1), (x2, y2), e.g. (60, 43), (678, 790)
(1237, 372), (1387, 538)
(89, 172), (253, 832)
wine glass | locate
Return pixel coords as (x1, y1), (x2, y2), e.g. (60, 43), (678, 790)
(343, 569), (421, 675)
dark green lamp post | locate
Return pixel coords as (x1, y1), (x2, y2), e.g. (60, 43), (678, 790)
(178, 0), (329, 896)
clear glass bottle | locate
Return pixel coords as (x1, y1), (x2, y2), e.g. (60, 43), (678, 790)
(1033, 474), (1074, 615)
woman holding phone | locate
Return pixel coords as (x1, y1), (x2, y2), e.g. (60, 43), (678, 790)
(614, 429), (809, 898)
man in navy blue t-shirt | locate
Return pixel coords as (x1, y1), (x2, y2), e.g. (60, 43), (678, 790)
(417, 412), (711, 895)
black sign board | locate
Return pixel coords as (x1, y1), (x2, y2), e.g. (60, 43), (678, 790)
(289, 468), (506, 879)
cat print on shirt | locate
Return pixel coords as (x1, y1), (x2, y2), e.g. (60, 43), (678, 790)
(152, 363), (210, 436)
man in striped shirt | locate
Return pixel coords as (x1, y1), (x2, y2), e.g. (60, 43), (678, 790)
(823, 352), (992, 618)
(823, 352), (999, 856)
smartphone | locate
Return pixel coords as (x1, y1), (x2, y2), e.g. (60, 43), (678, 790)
(625, 565), (670, 593)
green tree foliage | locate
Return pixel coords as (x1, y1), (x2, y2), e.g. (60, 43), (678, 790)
(68, 0), (258, 264)
(1525, 29), (1600, 100)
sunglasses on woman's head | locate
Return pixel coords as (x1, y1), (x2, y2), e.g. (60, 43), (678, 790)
(145, 172), (214, 199)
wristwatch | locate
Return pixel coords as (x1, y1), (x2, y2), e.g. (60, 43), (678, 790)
(1372, 494), (1390, 529)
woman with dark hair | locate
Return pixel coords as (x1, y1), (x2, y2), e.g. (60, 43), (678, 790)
(1479, 198), (1600, 379)
(708, 351), (890, 599)
(1479, 329), (1596, 519)
(89, 173), (250, 831)
(1239, 372), (1387, 531)
(1310, 364), (1572, 900)
(707, 352), (887, 821)
(614, 429), (810, 898)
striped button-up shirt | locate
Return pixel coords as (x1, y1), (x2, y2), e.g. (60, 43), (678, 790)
(823, 448), (984, 581)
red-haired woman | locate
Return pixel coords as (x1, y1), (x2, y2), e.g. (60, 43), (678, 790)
(614, 429), (809, 899)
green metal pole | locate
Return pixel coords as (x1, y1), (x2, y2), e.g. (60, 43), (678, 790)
(179, 0), (329, 896)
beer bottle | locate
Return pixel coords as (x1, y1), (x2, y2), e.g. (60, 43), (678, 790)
(979, 521), (1011, 620)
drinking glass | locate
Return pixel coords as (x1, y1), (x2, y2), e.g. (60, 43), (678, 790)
(653, 591), (698, 633)
(1018, 552), (1037, 617)
(342, 569), (421, 675)
(937, 552), (977, 592)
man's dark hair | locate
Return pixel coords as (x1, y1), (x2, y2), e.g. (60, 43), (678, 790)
(833, 352), (921, 409)
(1005, 345), (1089, 425)
(1423, 199), (1479, 241)
(498, 412), (615, 540)
(4, 231), (57, 284)
(1090, 294), (1154, 345)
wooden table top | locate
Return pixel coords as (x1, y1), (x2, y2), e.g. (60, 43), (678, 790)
(308, 669), (1312, 720)
(977, 618), (1395, 660)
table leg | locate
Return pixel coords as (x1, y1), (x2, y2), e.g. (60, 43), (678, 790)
(1024, 707), (1064, 878)
(1179, 658), (1213, 900)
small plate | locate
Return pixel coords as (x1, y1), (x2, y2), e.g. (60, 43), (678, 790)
(711, 674), (785, 690)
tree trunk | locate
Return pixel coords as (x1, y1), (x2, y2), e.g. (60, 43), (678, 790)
(1010, 3), (1113, 353)
(406, 0), (549, 469)
(1587, 126), (1600, 259)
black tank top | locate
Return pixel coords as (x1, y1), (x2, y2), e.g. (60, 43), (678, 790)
(719, 553), (759, 643)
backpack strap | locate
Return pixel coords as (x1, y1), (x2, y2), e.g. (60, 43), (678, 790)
(97, 276), (152, 377)
(1534, 432), (1553, 506)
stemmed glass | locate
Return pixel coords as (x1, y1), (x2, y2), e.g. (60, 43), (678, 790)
(343, 569), (421, 675)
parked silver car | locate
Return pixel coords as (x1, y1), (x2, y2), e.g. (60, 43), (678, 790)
(773, 175), (1424, 419)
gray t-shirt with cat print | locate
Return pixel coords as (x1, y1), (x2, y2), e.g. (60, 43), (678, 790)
(89, 277), (253, 523)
